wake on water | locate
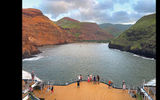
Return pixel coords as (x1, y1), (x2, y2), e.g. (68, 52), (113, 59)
(109, 47), (155, 60)
(133, 54), (155, 60)
(23, 55), (43, 61)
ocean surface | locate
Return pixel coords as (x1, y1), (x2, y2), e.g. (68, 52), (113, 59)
(22, 43), (156, 88)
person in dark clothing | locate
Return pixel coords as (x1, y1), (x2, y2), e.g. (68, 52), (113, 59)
(80, 74), (82, 81)
(51, 86), (54, 94)
(77, 80), (80, 87)
(93, 76), (96, 84)
(97, 75), (100, 84)
(31, 71), (35, 82)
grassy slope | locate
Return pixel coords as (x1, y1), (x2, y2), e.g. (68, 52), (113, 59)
(99, 23), (132, 37)
(56, 18), (81, 29)
(109, 14), (156, 58)
(56, 18), (82, 38)
(56, 18), (113, 41)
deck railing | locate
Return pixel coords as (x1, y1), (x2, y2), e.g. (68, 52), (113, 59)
(40, 77), (140, 91)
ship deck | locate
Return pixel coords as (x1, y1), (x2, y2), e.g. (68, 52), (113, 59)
(33, 81), (136, 100)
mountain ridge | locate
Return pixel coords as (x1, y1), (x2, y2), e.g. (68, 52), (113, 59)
(22, 8), (114, 58)
(99, 23), (132, 37)
(56, 17), (114, 41)
(108, 13), (156, 58)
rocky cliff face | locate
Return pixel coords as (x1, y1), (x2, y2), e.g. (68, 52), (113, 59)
(22, 41), (41, 59)
(23, 9), (114, 58)
(22, 8), (75, 58)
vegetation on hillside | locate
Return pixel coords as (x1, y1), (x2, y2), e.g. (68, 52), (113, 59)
(99, 23), (132, 37)
(109, 14), (156, 58)
(56, 17), (81, 29)
(56, 17), (113, 40)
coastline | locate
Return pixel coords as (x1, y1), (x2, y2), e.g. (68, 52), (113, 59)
(22, 41), (109, 59)
(23, 42), (156, 61)
(108, 43), (156, 59)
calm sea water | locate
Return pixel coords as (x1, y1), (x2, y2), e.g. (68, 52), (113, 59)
(22, 43), (156, 88)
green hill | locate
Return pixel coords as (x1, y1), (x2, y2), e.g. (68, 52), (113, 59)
(55, 17), (81, 29)
(55, 17), (113, 41)
(108, 14), (156, 58)
(99, 23), (132, 37)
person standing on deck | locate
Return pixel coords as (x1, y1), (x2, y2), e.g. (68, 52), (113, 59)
(51, 86), (54, 94)
(122, 80), (126, 90)
(42, 82), (45, 92)
(93, 76), (96, 84)
(78, 75), (81, 81)
(31, 71), (35, 82)
(47, 86), (50, 93)
(40, 84), (43, 93)
(80, 74), (83, 81)
(90, 75), (92, 82)
(97, 75), (100, 84)
(108, 80), (111, 88)
(110, 80), (113, 87)
(87, 75), (90, 82)
(122, 80), (125, 88)
(123, 82), (126, 90)
(47, 81), (50, 93)
(77, 80), (80, 87)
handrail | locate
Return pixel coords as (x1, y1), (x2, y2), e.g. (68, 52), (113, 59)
(41, 79), (138, 90)
(29, 77), (154, 91)
(140, 87), (153, 100)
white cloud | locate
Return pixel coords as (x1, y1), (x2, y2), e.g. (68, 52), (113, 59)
(23, 0), (156, 24)
(133, 0), (156, 13)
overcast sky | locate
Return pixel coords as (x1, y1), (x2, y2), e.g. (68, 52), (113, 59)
(22, 0), (156, 24)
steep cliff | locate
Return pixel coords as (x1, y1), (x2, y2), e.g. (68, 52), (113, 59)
(109, 14), (156, 58)
(22, 8), (74, 58)
(22, 9), (114, 58)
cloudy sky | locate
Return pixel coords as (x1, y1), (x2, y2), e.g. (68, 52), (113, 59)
(22, 0), (156, 24)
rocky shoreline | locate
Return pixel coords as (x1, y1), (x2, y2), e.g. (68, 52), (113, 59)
(22, 40), (79, 59)
(108, 43), (156, 59)
(22, 50), (41, 59)
(23, 42), (156, 59)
